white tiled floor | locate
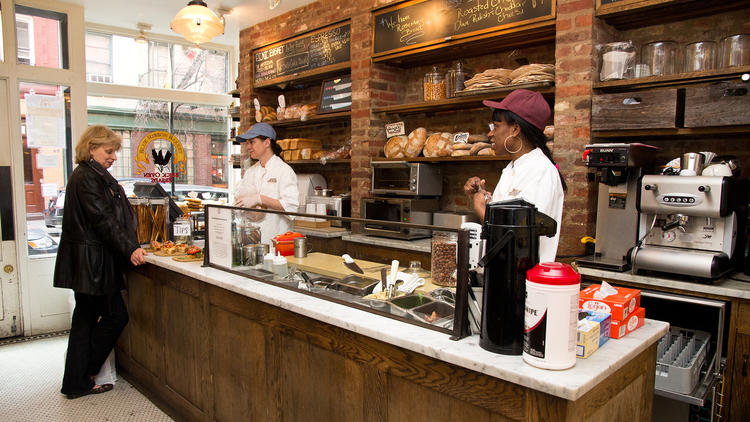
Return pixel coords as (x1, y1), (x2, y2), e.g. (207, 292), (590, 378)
(0, 334), (173, 422)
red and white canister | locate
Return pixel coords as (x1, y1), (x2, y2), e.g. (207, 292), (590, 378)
(523, 262), (581, 370)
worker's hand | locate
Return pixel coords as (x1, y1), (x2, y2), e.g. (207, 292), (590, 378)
(463, 177), (485, 196)
(234, 191), (261, 208)
(130, 248), (147, 266)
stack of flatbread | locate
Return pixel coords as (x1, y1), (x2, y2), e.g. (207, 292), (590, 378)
(185, 197), (203, 212)
(510, 64), (555, 85)
(462, 68), (513, 92)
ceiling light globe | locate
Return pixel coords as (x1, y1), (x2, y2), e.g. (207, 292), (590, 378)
(171, 1), (224, 44)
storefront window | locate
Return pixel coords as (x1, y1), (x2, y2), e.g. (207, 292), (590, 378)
(15, 5), (68, 69)
(19, 82), (72, 256)
(85, 30), (228, 94)
(87, 96), (229, 197)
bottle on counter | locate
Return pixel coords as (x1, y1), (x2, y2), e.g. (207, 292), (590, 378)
(263, 250), (275, 272)
(273, 252), (288, 278)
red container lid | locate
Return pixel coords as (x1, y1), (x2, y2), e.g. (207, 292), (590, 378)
(273, 232), (304, 242)
(526, 262), (580, 285)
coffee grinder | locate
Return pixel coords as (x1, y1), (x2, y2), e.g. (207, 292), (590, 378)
(478, 199), (557, 355)
(577, 143), (658, 271)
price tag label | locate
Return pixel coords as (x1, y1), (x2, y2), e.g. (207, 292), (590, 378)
(453, 132), (470, 144)
(385, 122), (405, 138)
(277, 94), (286, 109)
(173, 222), (191, 237)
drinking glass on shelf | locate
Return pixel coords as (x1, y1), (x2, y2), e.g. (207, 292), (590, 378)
(642, 41), (679, 76)
(684, 41), (717, 72)
(720, 34), (750, 68)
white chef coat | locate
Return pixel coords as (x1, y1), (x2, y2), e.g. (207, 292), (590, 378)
(234, 155), (299, 245)
(491, 147), (564, 263)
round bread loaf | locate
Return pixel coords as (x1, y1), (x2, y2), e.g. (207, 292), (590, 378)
(404, 127), (428, 158)
(477, 147), (495, 156)
(470, 142), (491, 155)
(423, 132), (453, 157)
(467, 134), (489, 143)
(384, 136), (407, 159)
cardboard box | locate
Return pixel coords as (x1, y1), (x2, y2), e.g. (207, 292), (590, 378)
(576, 319), (600, 359)
(579, 284), (641, 321)
(610, 307), (646, 339)
(580, 310), (611, 348)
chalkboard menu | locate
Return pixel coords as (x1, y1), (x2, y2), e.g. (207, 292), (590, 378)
(373, 0), (555, 56)
(319, 77), (352, 113)
(254, 22), (351, 85)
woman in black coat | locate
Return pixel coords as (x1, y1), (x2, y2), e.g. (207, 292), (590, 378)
(54, 125), (147, 399)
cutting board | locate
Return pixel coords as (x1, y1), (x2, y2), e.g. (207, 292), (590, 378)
(286, 252), (441, 291)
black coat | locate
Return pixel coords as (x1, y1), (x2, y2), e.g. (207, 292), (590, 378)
(53, 161), (139, 295)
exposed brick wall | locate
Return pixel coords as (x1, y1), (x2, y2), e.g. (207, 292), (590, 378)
(554, 0), (598, 255)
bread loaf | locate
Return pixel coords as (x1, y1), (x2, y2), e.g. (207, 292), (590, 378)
(470, 142), (491, 155)
(404, 127), (427, 158)
(451, 150), (471, 157)
(478, 147), (495, 156)
(423, 132), (453, 157)
(384, 136), (407, 159)
(451, 142), (472, 151)
(467, 134), (489, 143)
(300, 148), (323, 160)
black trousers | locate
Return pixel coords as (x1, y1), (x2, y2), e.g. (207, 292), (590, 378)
(61, 291), (129, 395)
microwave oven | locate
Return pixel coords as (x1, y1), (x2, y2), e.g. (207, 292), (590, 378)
(371, 161), (442, 196)
(308, 195), (351, 227)
(360, 197), (438, 240)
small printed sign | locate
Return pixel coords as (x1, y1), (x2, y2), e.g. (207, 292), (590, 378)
(453, 132), (470, 144)
(385, 122), (405, 138)
(173, 222), (191, 237)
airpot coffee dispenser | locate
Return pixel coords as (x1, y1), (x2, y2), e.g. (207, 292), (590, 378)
(479, 199), (557, 355)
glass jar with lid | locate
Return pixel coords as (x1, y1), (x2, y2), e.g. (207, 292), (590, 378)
(445, 62), (470, 98)
(423, 66), (445, 101)
(173, 216), (192, 245)
(431, 231), (457, 286)
(599, 41), (636, 81)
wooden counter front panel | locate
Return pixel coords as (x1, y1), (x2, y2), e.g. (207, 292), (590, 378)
(118, 265), (658, 422)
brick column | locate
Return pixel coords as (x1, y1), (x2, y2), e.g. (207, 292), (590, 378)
(554, 0), (598, 255)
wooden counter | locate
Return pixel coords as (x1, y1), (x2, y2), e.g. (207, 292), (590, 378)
(116, 256), (668, 422)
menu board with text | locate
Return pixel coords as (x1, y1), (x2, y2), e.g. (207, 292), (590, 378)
(254, 22), (351, 85)
(372, 0), (554, 56)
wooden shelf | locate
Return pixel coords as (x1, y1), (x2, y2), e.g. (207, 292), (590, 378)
(287, 159), (351, 165)
(596, 0), (750, 30)
(593, 125), (750, 138)
(267, 111), (351, 128)
(371, 155), (510, 163)
(372, 83), (554, 116)
(594, 66), (750, 92)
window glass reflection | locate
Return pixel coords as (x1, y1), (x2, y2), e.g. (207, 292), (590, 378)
(15, 5), (68, 69)
(19, 82), (72, 256)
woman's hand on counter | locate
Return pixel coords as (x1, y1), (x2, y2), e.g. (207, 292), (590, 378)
(131, 248), (147, 266)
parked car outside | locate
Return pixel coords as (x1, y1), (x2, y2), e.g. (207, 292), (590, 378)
(44, 191), (65, 229)
(27, 228), (59, 255)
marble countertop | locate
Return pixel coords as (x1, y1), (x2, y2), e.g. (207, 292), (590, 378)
(577, 267), (750, 300)
(342, 233), (432, 253)
(145, 255), (668, 401)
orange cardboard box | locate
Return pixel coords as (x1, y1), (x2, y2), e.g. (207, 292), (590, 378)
(610, 307), (646, 339)
(579, 284), (641, 321)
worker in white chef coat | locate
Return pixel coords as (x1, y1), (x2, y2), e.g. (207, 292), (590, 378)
(233, 123), (299, 245)
(464, 89), (566, 263)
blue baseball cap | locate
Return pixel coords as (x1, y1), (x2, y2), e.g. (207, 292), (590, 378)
(237, 123), (276, 141)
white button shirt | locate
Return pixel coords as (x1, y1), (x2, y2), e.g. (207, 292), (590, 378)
(234, 155), (299, 245)
(491, 148), (564, 263)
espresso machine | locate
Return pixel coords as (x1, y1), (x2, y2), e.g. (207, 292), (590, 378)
(577, 143), (658, 271)
(479, 199), (556, 355)
(631, 175), (748, 280)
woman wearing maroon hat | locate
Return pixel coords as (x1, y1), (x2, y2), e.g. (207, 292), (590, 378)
(464, 89), (566, 262)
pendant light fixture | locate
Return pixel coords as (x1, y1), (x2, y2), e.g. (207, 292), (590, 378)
(170, 0), (225, 45)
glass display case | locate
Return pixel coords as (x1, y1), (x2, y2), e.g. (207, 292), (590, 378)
(203, 204), (472, 338)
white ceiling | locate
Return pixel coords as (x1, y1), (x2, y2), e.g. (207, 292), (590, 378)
(66, 0), (315, 48)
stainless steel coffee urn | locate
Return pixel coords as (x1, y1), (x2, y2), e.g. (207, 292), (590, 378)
(479, 199), (557, 355)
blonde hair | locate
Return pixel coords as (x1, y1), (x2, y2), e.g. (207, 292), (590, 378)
(74, 125), (122, 164)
